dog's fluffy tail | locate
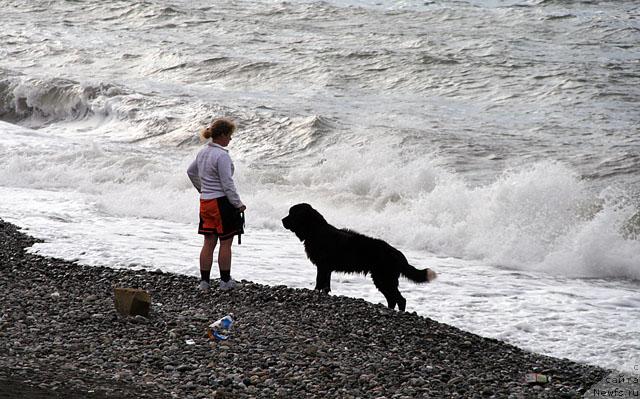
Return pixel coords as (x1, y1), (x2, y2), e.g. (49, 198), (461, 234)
(402, 264), (437, 283)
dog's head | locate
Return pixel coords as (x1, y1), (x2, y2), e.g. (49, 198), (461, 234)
(282, 203), (328, 241)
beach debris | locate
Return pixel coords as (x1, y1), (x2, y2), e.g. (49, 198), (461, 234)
(185, 339), (196, 345)
(525, 373), (551, 384)
(207, 314), (234, 341)
(113, 287), (151, 317)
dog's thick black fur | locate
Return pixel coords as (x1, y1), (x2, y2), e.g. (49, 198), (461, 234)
(282, 203), (436, 311)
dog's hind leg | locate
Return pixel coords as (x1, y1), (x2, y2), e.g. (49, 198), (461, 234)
(394, 289), (407, 312)
(374, 285), (396, 309)
(383, 291), (397, 310)
(372, 273), (398, 310)
(382, 288), (406, 311)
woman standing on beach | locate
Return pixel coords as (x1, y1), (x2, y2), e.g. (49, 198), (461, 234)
(187, 118), (246, 292)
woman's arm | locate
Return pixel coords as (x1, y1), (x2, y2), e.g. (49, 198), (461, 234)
(217, 154), (244, 209)
(187, 159), (202, 193)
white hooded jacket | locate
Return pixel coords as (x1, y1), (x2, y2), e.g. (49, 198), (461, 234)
(187, 142), (244, 208)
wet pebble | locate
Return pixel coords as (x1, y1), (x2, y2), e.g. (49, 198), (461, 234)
(0, 219), (610, 399)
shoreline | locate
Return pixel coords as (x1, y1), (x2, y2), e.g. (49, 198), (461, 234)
(0, 218), (609, 398)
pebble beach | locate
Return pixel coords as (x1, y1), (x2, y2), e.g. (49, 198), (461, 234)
(0, 219), (610, 398)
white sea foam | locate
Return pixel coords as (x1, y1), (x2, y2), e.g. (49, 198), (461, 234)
(263, 142), (640, 280)
(2, 121), (638, 281)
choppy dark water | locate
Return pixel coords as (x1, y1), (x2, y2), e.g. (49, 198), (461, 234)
(1, 0), (638, 183)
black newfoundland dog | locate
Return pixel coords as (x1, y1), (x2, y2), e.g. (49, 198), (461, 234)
(282, 203), (437, 311)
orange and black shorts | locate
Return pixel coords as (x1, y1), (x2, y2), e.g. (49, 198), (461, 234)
(198, 196), (244, 240)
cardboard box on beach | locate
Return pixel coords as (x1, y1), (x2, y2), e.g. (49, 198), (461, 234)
(113, 287), (151, 317)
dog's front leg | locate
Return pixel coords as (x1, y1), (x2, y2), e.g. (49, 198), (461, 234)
(314, 267), (332, 293)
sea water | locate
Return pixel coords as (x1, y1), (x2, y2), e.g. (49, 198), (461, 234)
(0, 0), (639, 372)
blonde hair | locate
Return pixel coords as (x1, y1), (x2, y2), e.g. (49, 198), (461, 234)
(201, 118), (236, 140)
